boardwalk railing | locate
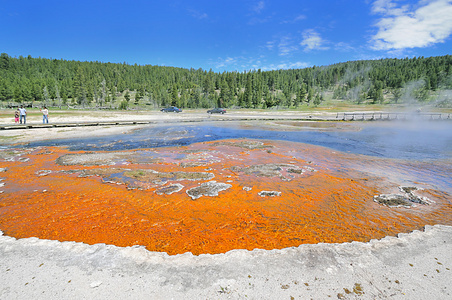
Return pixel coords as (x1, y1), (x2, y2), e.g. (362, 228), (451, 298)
(1, 113), (451, 130)
(336, 112), (451, 121)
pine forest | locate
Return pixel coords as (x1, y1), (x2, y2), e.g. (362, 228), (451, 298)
(1, 53), (451, 110)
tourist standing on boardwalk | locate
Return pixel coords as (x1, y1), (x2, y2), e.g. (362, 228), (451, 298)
(41, 106), (49, 124)
(18, 105), (27, 124)
(14, 109), (19, 124)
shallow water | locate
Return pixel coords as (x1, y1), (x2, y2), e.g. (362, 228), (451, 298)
(26, 121), (452, 160)
(1, 121), (451, 255)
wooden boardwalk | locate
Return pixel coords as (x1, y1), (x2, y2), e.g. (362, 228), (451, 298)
(337, 112), (451, 121)
(1, 113), (450, 130)
(0, 120), (158, 130)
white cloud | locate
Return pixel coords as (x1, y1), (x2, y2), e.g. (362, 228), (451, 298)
(371, 0), (410, 16)
(214, 56), (238, 69)
(247, 1), (271, 24)
(300, 29), (329, 51)
(252, 1), (266, 14)
(278, 61), (310, 69)
(211, 55), (310, 72)
(334, 42), (355, 52)
(266, 41), (275, 50)
(371, 0), (452, 50)
(281, 14), (306, 24)
(248, 15), (272, 25)
(267, 31), (330, 56)
(293, 14), (306, 22)
(261, 61), (310, 71)
(265, 36), (300, 56)
(187, 9), (208, 20)
(278, 36), (299, 56)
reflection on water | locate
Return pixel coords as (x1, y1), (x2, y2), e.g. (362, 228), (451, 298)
(27, 121), (452, 160)
(21, 121), (452, 194)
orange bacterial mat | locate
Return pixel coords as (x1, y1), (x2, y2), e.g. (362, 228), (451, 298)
(0, 139), (451, 255)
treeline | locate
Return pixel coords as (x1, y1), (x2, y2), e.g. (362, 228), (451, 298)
(0, 53), (451, 109)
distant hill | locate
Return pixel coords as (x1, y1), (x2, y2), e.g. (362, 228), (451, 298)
(1, 53), (451, 109)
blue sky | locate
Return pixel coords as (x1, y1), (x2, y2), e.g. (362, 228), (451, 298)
(1, 0), (452, 72)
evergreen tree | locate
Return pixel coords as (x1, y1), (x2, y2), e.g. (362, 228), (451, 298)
(191, 88), (201, 108)
(73, 67), (87, 106)
(219, 79), (233, 107)
(124, 90), (131, 102)
(100, 79), (107, 107)
(0, 53), (10, 70)
(134, 92), (141, 105)
(374, 88), (384, 104)
(43, 86), (50, 106)
(392, 89), (401, 103)
(306, 88), (314, 105)
(61, 87), (68, 106)
(295, 85), (307, 106)
(180, 89), (188, 108)
(171, 85), (178, 106)
(55, 83), (62, 108)
(264, 94), (273, 108)
(14, 86), (23, 103)
(0, 80), (10, 102)
(118, 100), (128, 110)
(252, 71), (263, 108)
(313, 93), (321, 106)
(244, 75), (253, 108)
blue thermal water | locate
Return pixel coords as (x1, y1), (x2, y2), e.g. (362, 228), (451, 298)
(25, 122), (452, 161)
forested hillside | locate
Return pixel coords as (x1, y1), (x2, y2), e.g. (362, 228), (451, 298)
(1, 53), (451, 109)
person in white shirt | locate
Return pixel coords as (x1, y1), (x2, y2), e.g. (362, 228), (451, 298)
(41, 106), (49, 124)
(18, 105), (27, 124)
